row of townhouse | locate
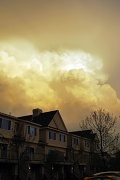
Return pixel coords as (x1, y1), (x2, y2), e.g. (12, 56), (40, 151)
(0, 108), (100, 180)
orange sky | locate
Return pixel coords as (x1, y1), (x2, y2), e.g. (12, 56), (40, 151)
(0, 0), (120, 131)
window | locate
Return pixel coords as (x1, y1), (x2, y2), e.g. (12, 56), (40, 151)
(48, 149), (54, 154)
(49, 131), (56, 140)
(94, 142), (99, 150)
(28, 126), (37, 136)
(30, 147), (34, 154)
(0, 143), (7, 150)
(0, 118), (11, 130)
(0, 143), (7, 158)
(85, 140), (89, 147)
(26, 147), (34, 154)
(74, 138), (78, 145)
(60, 134), (65, 142)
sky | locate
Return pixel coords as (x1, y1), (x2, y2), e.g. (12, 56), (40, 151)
(0, 0), (120, 131)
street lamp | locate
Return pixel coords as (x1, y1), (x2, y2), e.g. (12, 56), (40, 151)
(28, 165), (31, 170)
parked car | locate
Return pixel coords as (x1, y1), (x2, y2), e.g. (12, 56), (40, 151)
(94, 171), (120, 178)
(84, 176), (117, 180)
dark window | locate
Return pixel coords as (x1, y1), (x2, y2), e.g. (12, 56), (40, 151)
(30, 147), (34, 154)
(0, 118), (11, 130)
(60, 134), (65, 142)
(74, 138), (78, 145)
(85, 140), (89, 147)
(15, 122), (19, 132)
(49, 131), (56, 140)
(0, 144), (7, 158)
(0, 118), (2, 127)
(28, 126), (37, 136)
(26, 147), (34, 154)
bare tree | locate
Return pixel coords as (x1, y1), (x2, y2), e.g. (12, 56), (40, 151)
(80, 108), (119, 170)
(12, 121), (36, 180)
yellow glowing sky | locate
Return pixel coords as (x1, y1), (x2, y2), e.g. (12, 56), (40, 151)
(0, 0), (120, 130)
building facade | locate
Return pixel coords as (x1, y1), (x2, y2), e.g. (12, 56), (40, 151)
(0, 108), (100, 180)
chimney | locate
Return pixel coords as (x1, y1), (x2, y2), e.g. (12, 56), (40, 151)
(32, 108), (43, 117)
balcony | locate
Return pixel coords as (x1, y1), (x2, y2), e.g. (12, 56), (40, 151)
(25, 153), (45, 164)
(0, 149), (46, 165)
(0, 150), (18, 163)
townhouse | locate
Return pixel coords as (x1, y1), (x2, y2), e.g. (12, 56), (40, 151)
(18, 108), (70, 180)
(0, 110), (42, 180)
(0, 108), (100, 180)
(69, 130), (99, 178)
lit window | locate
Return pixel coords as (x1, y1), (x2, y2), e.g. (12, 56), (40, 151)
(60, 134), (65, 142)
(49, 131), (56, 140)
(28, 126), (37, 136)
(0, 118), (11, 130)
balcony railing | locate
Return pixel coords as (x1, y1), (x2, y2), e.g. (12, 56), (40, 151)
(0, 150), (18, 162)
(0, 150), (77, 165)
(25, 153), (45, 162)
(0, 149), (46, 163)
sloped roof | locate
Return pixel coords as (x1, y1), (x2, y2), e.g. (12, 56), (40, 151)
(18, 110), (58, 127)
(69, 130), (96, 140)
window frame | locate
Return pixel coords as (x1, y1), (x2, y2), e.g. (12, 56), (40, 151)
(60, 134), (65, 142)
(85, 140), (90, 147)
(73, 137), (79, 145)
(49, 131), (56, 140)
(0, 118), (11, 130)
(28, 125), (37, 136)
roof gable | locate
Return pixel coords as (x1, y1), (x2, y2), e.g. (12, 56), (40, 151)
(18, 110), (57, 126)
(36, 110), (57, 126)
(18, 110), (68, 132)
(49, 111), (68, 132)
